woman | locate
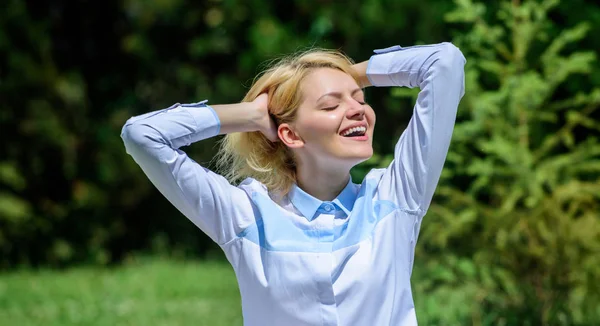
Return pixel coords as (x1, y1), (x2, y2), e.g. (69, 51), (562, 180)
(121, 42), (466, 326)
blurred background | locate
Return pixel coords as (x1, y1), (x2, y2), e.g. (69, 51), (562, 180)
(1, 0), (600, 324)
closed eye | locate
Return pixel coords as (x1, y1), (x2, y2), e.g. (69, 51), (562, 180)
(354, 95), (366, 105)
(323, 105), (339, 111)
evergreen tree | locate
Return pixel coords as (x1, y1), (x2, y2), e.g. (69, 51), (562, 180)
(409, 0), (600, 324)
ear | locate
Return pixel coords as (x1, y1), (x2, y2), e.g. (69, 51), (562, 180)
(278, 123), (304, 148)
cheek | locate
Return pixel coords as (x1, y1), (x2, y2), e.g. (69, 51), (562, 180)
(301, 112), (342, 136)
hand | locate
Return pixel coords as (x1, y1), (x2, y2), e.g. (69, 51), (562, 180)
(352, 61), (371, 88)
(252, 93), (279, 142)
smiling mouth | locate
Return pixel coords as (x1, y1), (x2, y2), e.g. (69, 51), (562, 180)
(340, 126), (367, 137)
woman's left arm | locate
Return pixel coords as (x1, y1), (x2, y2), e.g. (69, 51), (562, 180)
(357, 43), (466, 215)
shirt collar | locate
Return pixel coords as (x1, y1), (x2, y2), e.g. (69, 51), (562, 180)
(289, 177), (357, 221)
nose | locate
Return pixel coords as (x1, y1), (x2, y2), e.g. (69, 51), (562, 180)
(345, 99), (365, 120)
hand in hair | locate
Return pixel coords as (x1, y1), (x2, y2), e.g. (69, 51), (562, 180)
(352, 61), (372, 88)
(212, 93), (278, 142)
(253, 93), (279, 142)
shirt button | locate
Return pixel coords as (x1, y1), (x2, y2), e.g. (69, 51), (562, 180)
(324, 204), (333, 212)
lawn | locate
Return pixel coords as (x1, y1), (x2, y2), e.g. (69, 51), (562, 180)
(0, 257), (516, 325)
(0, 258), (242, 326)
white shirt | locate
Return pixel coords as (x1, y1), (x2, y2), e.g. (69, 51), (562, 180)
(121, 42), (466, 326)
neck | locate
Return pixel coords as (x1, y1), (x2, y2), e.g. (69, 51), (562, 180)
(295, 162), (350, 202)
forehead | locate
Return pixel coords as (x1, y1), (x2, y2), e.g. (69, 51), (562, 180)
(301, 68), (359, 101)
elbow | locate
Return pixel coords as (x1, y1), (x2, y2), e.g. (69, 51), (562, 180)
(435, 43), (466, 73)
(434, 43), (466, 97)
(121, 122), (140, 154)
(121, 120), (159, 153)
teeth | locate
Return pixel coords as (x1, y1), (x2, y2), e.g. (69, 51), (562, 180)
(341, 126), (367, 136)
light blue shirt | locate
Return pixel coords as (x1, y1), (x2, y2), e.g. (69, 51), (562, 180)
(121, 42), (466, 326)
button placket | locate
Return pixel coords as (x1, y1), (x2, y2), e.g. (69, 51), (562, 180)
(313, 203), (338, 325)
(315, 203), (336, 244)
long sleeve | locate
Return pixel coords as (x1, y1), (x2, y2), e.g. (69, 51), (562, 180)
(367, 42), (466, 215)
(121, 101), (254, 245)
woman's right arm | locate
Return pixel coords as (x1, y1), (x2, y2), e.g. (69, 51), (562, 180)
(121, 95), (275, 245)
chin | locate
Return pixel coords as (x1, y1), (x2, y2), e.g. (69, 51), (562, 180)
(345, 151), (373, 166)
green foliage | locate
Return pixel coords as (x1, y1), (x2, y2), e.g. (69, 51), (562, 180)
(407, 0), (600, 324)
(1, 0), (600, 323)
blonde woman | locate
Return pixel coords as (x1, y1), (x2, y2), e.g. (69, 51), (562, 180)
(122, 42), (465, 326)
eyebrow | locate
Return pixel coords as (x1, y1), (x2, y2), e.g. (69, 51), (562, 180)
(317, 88), (364, 102)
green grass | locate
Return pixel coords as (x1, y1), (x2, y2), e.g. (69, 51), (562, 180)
(0, 258), (242, 326)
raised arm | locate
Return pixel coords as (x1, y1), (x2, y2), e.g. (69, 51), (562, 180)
(365, 42), (466, 214)
(121, 95), (275, 245)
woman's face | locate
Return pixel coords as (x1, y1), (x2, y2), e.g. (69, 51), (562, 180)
(280, 67), (376, 169)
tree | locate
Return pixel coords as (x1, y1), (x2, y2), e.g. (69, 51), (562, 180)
(408, 0), (600, 324)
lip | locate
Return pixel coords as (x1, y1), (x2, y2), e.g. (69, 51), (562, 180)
(339, 122), (369, 136)
(341, 135), (369, 141)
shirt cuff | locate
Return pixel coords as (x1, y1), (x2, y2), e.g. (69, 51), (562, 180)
(180, 101), (221, 138)
(366, 45), (413, 88)
(366, 47), (403, 87)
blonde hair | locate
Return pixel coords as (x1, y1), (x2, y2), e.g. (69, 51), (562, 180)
(216, 48), (359, 196)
